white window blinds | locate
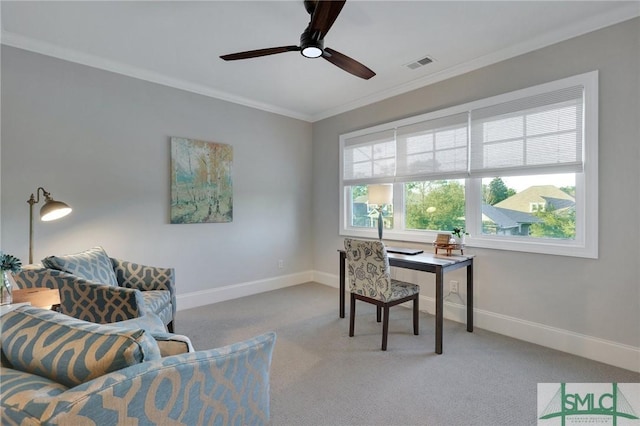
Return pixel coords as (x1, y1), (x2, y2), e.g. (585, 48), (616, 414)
(469, 85), (584, 177)
(342, 113), (468, 185)
(342, 129), (395, 185)
(341, 77), (587, 184)
(396, 112), (468, 181)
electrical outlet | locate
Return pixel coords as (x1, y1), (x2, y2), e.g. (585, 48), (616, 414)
(449, 280), (459, 293)
(278, 259), (284, 269)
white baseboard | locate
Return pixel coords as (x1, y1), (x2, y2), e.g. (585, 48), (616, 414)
(314, 271), (640, 372)
(176, 271), (313, 311)
(177, 270), (639, 372)
(313, 270), (337, 288)
(425, 295), (639, 372)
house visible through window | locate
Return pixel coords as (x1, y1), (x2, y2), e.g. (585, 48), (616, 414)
(339, 71), (598, 258)
(529, 202), (545, 213)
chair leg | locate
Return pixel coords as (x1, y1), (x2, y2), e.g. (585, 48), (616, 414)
(349, 293), (356, 337)
(413, 296), (419, 335)
(376, 306), (382, 322)
(381, 305), (390, 351)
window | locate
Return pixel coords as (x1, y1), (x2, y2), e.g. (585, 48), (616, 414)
(404, 180), (466, 231)
(529, 203), (545, 213)
(339, 71), (598, 258)
(481, 174), (576, 239)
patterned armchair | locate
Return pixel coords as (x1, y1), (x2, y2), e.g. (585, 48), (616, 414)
(13, 246), (176, 332)
(0, 306), (276, 425)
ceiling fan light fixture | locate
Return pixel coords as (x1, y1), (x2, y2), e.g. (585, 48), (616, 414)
(300, 28), (324, 58)
(221, 1), (375, 79)
(301, 45), (323, 58)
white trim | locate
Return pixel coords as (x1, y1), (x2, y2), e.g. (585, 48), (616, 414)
(0, 31), (312, 122)
(176, 271), (313, 311)
(2, 5), (637, 123)
(314, 274), (638, 372)
(176, 272), (638, 371)
(311, 6), (638, 121)
(411, 294), (638, 373)
(339, 71), (599, 259)
(313, 270), (338, 288)
(426, 297), (639, 373)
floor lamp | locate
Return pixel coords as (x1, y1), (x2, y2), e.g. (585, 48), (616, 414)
(367, 184), (393, 240)
(27, 187), (72, 264)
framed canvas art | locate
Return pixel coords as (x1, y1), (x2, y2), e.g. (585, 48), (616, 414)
(170, 137), (233, 224)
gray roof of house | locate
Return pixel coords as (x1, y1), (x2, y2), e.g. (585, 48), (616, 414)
(542, 196), (575, 211)
(482, 204), (543, 229)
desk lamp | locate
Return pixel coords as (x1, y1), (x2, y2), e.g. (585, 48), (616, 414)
(367, 184), (393, 240)
(27, 187), (72, 263)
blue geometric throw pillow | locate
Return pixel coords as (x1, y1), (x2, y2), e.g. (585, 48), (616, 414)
(1, 306), (161, 388)
(42, 246), (119, 286)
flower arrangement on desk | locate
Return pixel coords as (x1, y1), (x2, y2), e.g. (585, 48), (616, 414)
(1, 252), (22, 305)
(451, 227), (468, 238)
(450, 228), (469, 244)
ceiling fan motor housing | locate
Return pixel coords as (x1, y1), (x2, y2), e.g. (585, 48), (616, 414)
(221, 1), (374, 79)
(300, 27), (324, 58)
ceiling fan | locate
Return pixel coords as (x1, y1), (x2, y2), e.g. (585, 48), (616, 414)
(220, 0), (375, 80)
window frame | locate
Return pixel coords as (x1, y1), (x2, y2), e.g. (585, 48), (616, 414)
(339, 71), (598, 258)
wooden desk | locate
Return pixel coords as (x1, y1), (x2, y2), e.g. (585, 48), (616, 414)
(338, 250), (474, 354)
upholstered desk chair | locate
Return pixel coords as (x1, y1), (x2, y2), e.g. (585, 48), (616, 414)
(344, 238), (420, 351)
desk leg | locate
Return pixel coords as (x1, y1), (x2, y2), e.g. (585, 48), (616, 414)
(467, 261), (473, 332)
(435, 267), (443, 354)
(339, 251), (346, 318)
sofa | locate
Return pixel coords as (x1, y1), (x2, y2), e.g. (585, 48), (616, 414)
(13, 246), (176, 332)
(0, 306), (276, 425)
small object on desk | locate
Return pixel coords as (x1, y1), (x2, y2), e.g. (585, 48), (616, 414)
(433, 234), (464, 255)
(433, 243), (464, 256)
(435, 234), (451, 245)
(385, 246), (424, 255)
(13, 288), (61, 310)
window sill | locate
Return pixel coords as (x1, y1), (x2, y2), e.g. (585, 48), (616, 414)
(340, 229), (597, 259)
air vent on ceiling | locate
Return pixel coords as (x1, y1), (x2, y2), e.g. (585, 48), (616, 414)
(405, 55), (435, 70)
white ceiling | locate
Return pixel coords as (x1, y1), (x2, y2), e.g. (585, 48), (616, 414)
(2, 1), (638, 122)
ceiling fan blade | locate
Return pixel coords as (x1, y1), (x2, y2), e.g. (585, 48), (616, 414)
(323, 47), (375, 80)
(309, 0), (346, 39)
(220, 46), (300, 61)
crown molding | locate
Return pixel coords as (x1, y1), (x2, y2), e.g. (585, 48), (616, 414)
(2, 3), (637, 124)
(0, 30), (314, 122)
(310, 5), (640, 122)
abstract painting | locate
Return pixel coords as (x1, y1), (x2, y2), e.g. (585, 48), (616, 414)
(171, 137), (233, 224)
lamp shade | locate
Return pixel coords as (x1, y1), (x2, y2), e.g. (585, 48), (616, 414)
(28, 187), (73, 264)
(368, 184), (393, 205)
(40, 200), (72, 221)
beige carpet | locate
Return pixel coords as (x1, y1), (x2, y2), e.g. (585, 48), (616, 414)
(176, 282), (639, 426)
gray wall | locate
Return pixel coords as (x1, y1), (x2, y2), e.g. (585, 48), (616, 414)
(312, 18), (640, 352)
(1, 46), (313, 295)
(1, 18), (638, 369)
